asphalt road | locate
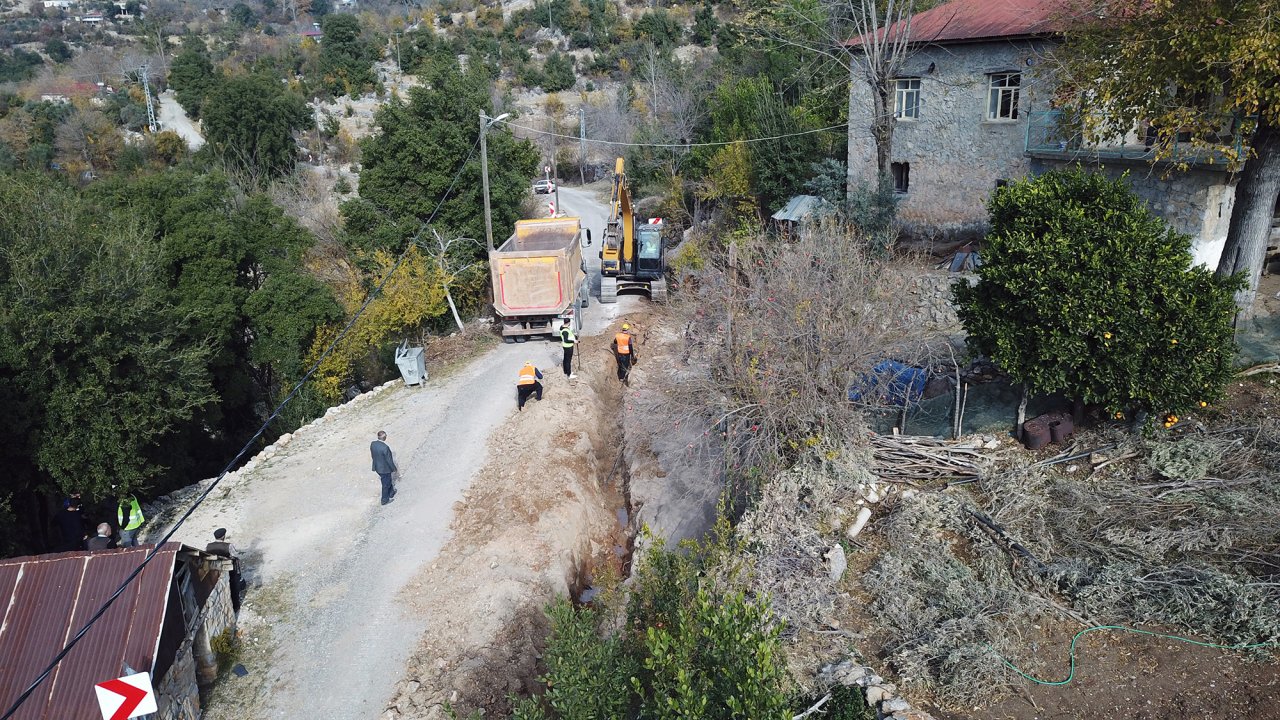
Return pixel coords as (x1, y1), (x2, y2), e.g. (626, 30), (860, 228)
(157, 90), (205, 151)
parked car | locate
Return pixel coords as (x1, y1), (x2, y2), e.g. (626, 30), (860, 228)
(532, 178), (556, 194)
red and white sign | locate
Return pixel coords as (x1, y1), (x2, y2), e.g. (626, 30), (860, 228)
(648, 218), (662, 224)
(94, 672), (157, 720)
(548, 201), (556, 217)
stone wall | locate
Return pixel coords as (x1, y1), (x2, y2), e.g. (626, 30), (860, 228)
(1031, 158), (1237, 270)
(154, 632), (199, 720)
(152, 568), (235, 720)
(848, 40), (1055, 242)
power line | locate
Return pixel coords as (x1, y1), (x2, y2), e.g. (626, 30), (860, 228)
(0, 134), (483, 720)
(496, 118), (853, 148)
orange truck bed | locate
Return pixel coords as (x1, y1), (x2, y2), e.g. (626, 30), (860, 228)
(490, 217), (587, 337)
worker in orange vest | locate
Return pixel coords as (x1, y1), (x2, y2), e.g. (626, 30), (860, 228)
(516, 361), (544, 410)
(612, 323), (637, 385)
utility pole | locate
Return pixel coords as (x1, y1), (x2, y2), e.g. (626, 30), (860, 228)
(392, 32), (401, 85)
(479, 112), (510, 252)
(139, 64), (157, 133)
(578, 105), (586, 185)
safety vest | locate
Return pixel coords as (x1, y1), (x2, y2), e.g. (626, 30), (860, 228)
(118, 496), (144, 531)
(518, 365), (538, 385)
(615, 332), (631, 354)
(560, 327), (576, 348)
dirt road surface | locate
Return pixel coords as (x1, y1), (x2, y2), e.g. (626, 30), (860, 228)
(158, 185), (651, 719)
(157, 90), (205, 150)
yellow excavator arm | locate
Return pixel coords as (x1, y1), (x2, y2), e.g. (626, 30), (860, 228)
(602, 157), (633, 273)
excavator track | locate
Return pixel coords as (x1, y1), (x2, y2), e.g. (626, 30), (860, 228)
(601, 276), (618, 304)
(649, 279), (667, 303)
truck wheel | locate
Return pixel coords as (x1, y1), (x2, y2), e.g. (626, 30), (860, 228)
(580, 288), (590, 309)
(601, 277), (618, 304)
(503, 336), (516, 344)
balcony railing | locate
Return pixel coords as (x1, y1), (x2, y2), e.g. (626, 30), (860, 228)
(1024, 110), (1243, 170)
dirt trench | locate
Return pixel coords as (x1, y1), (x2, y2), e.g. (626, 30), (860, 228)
(380, 329), (638, 720)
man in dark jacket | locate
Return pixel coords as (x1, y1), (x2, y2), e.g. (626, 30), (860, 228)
(86, 523), (115, 550)
(206, 528), (246, 611)
(370, 430), (397, 505)
(55, 494), (87, 552)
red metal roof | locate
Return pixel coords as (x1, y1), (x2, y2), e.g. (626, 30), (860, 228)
(849, 0), (1074, 47)
(0, 544), (179, 720)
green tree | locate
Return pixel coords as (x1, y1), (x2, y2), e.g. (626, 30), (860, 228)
(634, 9), (683, 48)
(954, 168), (1242, 419)
(44, 38), (72, 63)
(0, 174), (216, 501)
(311, 0), (332, 18)
(229, 1), (256, 27)
(168, 41), (219, 119)
(541, 52), (575, 93)
(1055, 0), (1279, 318)
(201, 73), (311, 182)
(697, 74), (826, 214)
(318, 14), (375, 96)
(692, 2), (719, 47)
(350, 56), (538, 254)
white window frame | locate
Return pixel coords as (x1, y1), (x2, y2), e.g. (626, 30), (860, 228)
(987, 72), (1021, 121)
(894, 78), (921, 120)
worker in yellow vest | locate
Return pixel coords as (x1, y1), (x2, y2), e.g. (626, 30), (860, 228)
(117, 494), (144, 547)
(559, 323), (577, 379)
(612, 323), (637, 385)
(516, 361), (544, 411)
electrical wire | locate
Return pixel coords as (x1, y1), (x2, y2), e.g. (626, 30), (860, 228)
(994, 625), (1278, 687)
(0, 134), (483, 720)
(495, 118), (852, 148)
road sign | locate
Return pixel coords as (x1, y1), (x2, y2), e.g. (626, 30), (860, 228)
(548, 201), (556, 217)
(544, 165), (551, 175)
(94, 672), (157, 720)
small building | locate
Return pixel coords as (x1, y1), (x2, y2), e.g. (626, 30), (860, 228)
(771, 194), (835, 237)
(300, 28), (323, 42)
(76, 11), (103, 23)
(845, 0), (1251, 268)
(0, 544), (237, 720)
(42, 0), (74, 8)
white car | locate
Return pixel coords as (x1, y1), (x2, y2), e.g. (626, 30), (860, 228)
(532, 178), (556, 194)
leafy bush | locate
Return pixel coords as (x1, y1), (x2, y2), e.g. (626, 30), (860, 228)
(954, 168), (1242, 418)
(517, 522), (792, 719)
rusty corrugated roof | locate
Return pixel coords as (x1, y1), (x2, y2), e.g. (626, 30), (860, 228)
(849, 0), (1073, 47)
(0, 544), (179, 720)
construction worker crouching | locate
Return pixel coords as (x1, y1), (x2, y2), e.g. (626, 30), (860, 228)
(516, 361), (544, 410)
(612, 323), (637, 385)
(559, 323), (577, 379)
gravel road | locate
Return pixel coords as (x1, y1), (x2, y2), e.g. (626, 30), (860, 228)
(164, 184), (633, 719)
(157, 90), (205, 150)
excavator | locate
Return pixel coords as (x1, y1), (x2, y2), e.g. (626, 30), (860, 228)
(599, 157), (667, 303)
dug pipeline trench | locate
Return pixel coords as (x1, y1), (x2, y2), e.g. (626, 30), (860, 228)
(381, 329), (643, 720)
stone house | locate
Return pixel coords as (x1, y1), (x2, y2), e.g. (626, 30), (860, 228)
(0, 543), (237, 720)
(846, 0), (1250, 269)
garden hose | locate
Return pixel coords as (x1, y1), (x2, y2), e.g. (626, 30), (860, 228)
(993, 625), (1278, 686)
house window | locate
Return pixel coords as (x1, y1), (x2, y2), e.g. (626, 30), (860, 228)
(894, 78), (921, 119)
(891, 162), (910, 194)
(987, 73), (1021, 120)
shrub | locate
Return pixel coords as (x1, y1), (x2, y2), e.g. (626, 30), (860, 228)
(954, 168), (1242, 419)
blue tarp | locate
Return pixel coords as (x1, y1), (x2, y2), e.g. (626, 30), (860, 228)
(848, 360), (928, 406)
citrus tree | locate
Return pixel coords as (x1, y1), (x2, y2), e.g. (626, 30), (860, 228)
(954, 168), (1241, 420)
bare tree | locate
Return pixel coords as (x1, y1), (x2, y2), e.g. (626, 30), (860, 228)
(748, 0), (921, 182)
(426, 229), (482, 334)
(672, 218), (946, 485)
(633, 49), (712, 181)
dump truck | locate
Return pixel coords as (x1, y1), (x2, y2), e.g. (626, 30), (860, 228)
(490, 216), (591, 341)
